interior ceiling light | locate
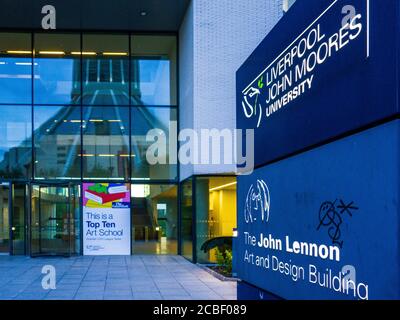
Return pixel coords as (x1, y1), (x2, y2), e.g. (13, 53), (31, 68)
(6, 50), (32, 54)
(15, 62), (37, 66)
(71, 51), (96, 56)
(102, 52), (128, 56)
(140, 11), (147, 16)
(38, 51), (65, 55)
(79, 154), (94, 157)
(209, 181), (237, 192)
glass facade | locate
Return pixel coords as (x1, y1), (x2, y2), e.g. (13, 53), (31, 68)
(0, 31), (236, 260)
(82, 34), (129, 105)
(131, 107), (177, 180)
(0, 105), (32, 179)
(11, 183), (27, 255)
(0, 31), (178, 256)
(131, 35), (177, 106)
(131, 184), (178, 254)
(180, 178), (193, 261)
(34, 33), (81, 105)
(195, 177), (237, 264)
(34, 105), (81, 179)
(0, 183), (10, 253)
(0, 33), (32, 104)
(180, 176), (237, 263)
(83, 106), (130, 180)
(31, 184), (80, 256)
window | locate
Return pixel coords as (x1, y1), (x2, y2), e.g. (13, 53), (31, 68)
(82, 106), (129, 179)
(34, 33), (81, 105)
(12, 183), (27, 255)
(131, 36), (177, 106)
(131, 107), (177, 181)
(0, 105), (32, 179)
(131, 184), (177, 254)
(82, 34), (129, 105)
(0, 33), (32, 104)
(34, 105), (81, 179)
(180, 178), (193, 261)
(0, 32), (179, 184)
(196, 176), (237, 264)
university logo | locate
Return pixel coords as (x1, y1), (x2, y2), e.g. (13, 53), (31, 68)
(241, 86), (263, 128)
(244, 179), (270, 223)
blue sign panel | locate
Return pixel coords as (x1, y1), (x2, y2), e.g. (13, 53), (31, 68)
(236, 120), (400, 300)
(237, 281), (281, 301)
(236, 0), (399, 169)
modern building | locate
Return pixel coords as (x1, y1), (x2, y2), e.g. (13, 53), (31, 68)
(0, 0), (295, 261)
(4, 0), (396, 302)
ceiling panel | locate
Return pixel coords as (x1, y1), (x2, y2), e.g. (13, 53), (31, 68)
(0, 0), (190, 31)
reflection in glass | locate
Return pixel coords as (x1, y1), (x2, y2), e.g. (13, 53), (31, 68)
(83, 106), (129, 179)
(180, 179), (193, 261)
(0, 183), (10, 253)
(131, 35), (177, 105)
(0, 105), (32, 179)
(131, 184), (177, 254)
(196, 177), (237, 264)
(82, 34), (129, 105)
(34, 106), (81, 179)
(131, 107), (177, 180)
(34, 33), (81, 105)
(31, 184), (80, 256)
(0, 33), (32, 104)
(12, 183), (27, 255)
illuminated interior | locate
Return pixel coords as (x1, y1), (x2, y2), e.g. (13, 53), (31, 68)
(196, 176), (237, 264)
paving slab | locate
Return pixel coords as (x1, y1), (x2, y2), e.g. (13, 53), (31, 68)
(0, 255), (237, 300)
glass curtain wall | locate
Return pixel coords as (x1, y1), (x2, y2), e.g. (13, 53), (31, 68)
(0, 31), (178, 255)
(0, 31), (178, 183)
(129, 35), (178, 254)
(195, 177), (237, 264)
(0, 33), (32, 180)
(33, 34), (82, 180)
(179, 176), (237, 263)
(11, 183), (27, 255)
(180, 178), (193, 261)
(131, 35), (177, 181)
(0, 105), (32, 179)
(0, 33), (32, 104)
(0, 183), (10, 253)
(131, 184), (177, 254)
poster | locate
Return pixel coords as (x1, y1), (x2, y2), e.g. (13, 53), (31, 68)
(83, 182), (131, 255)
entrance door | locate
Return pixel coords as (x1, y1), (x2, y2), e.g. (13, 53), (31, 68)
(0, 182), (10, 254)
(11, 183), (28, 255)
(31, 183), (80, 256)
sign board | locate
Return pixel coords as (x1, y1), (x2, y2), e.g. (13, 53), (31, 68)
(236, 0), (399, 169)
(83, 182), (131, 255)
(236, 120), (400, 299)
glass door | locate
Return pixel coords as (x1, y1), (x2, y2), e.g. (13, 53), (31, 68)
(31, 183), (80, 256)
(0, 182), (10, 254)
(11, 183), (28, 255)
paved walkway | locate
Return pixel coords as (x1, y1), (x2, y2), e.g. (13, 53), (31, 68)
(0, 255), (237, 300)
